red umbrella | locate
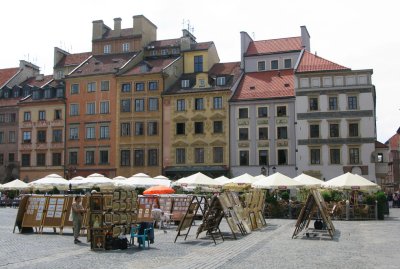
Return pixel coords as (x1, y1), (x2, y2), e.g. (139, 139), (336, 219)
(143, 185), (175, 195)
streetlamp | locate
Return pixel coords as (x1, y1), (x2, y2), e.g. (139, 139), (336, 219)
(272, 166), (276, 174)
(261, 166), (267, 176)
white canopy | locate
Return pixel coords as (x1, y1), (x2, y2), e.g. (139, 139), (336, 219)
(228, 173), (256, 184)
(172, 172), (221, 187)
(293, 173), (324, 188)
(68, 176), (85, 189)
(322, 172), (380, 191)
(154, 175), (169, 180)
(28, 174), (69, 191)
(79, 173), (114, 190)
(131, 173), (151, 178)
(116, 177), (171, 189)
(252, 172), (304, 190)
(112, 176), (127, 181)
(214, 175), (231, 185)
(0, 179), (29, 191)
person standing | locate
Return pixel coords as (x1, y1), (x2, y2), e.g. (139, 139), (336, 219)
(72, 196), (86, 244)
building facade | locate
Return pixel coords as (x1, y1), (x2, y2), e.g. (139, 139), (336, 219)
(385, 128), (400, 192)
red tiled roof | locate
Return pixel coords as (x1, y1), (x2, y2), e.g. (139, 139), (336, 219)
(21, 75), (53, 88)
(148, 38), (180, 48)
(191, 41), (213, 51)
(68, 52), (137, 77)
(296, 51), (349, 73)
(232, 69), (295, 101)
(55, 52), (91, 68)
(375, 140), (388, 149)
(246, 37), (302, 56)
(121, 57), (179, 76)
(0, 67), (20, 87)
(209, 62), (241, 75)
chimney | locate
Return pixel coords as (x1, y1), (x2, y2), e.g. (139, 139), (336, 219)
(114, 17), (121, 31)
(240, 31), (253, 69)
(300, 26), (311, 52)
(92, 20), (104, 40)
(36, 74), (44, 81)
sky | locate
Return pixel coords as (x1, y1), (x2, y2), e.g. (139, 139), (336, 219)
(1, 0), (399, 142)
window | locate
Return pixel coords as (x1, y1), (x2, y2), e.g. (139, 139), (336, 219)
(259, 150), (269, 165)
(176, 123), (185, 135)
(135, 82), (145, 91)
(199, 79), (205, 87)
(258, 127), (268, 140)
(377, 153), (383, 163)
(213, 97), (223, 109)
(37, 130), (46, 143)
(120, 150), (131, 166)
(122, 43), (130, 52)
(329, 96), (338, 110)
(277, 106), (287, 116)
(271, 60), (278, 70)
(310, 124), (320, 138)
(239, 128), (249, 140)
(135, 99), (145, 112)
(21, 154), (30, 167)
(71, 84), (79, 94)
(349, 123), (359, 137)
(32, 90), (41, 100)
(121, 123), (131, 136)
(284, 59), (292, 69)
(69, 127), (79, 140)
(277, 126), (288, 139)
(194, 55), (203, 72)
(55, 109), (62, 120)
(148, 81), (158, 91)
(348, 96), (358, 110)
(23, 131), (31, 143)
(100, 101), (109, 114)
(121, 83), (131, 92)
(99, 150), (109, 164)
(216, 77), (226, 86)
(8, 131), (16, 143)
(134, 150), (144, 166)
(195, 98), (204, 110)
(310, 149), (321, 164)
(161, 49), (168, 55)
(195, 148), (204, 163)
(194, 122), (204, 134)
(240, 150), (249, 166)
(69, 152), (78, 165)
(148, 149), (158, 166)
(177, 99), (185, 111)
(213, 121), (223, 133)
(148, 98), (158, 111)
(100, 126), (109, 139)
(0, 154), (3, 165)
(278, 149), (288, 165)
(213, 147), (223, 163)
(86, 102), (95, 115)
(104, 44), (111, 54)
(39, 111), (46, 121)
(330, 149), (341, 164)
(349, 148), (360, 164)
(53, 130), (62, 143)
(258, 107), (268, 118)
(148, 122), (158, 135)
(121, 99), (131, 112)
(24, 112), (31, 121)
(85, 126), (95, 139)
(181, 80), (190, 88)
(101, 81), (109, 91)
(10, 113), (16, 123)
(87, 82), (96, 92)
(135, 122), (144, 136)
(56, 88), (64, 98)
(257, 61), (266, 71)
(329, 123), (339, 138)
(70, 104), (79, 116)
(44, 89), (51, 98)
(172, 48), (179, 54)
(52, 153), (62, 166)
(0, 132), (4, 144)
(309, 97), (319, 111)
(9, 153), (15, 162)
(86, 151), (95, 165)
(176, 148), (186, 164)
(238, 108), (248, 119)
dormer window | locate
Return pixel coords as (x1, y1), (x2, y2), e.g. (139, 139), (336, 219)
(181, 80), (190, 88)
(284, 59), (292, 69)
(216, 77), (226, 86)
(271, 60), (279, 70)
(122, 43), (130, 52)
(150, 50), (157, 56)
(199, 79), (205, 87)
(104, 44), (111, 54)
(257, 61), (266, 71)
(161, 49), (168, 55)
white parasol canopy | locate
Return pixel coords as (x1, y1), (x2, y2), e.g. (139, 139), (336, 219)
(293, 173), (324, 188)
(0, 179), (29, 191)
(228, 173), (257, 184)
(116, 176), (171, 189)
(322, 172), (380, 191)
(153, 175), (169, 180)
(131, 173), (151, 178)
(28, 174), (69, 191)
(172, 172), (221, 187)
(80, 173), (114, 190)
(112, 176), (127, 181)
(252, 172), (304, 190)
(214, 176), (231, 185)
(68, 176), (85, 189)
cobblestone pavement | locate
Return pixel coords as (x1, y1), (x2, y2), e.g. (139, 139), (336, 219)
(1, 207), (399, 269)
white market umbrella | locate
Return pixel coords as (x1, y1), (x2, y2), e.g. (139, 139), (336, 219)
(116, 177), (171, 188)
(172, 172), (220, 187)
(214, 176), (231, 185)
(228, 173), (257, 184)
(28, 174), (69, 191)
(81, 173), (114, 190)
(68, 176), (85, 189)
(0, 179), (29, 191)
(131, 173), (151, 178)
(154, 175), (169, 180)
(252, 172), (304, 190)
(322, 172), (380, 191)
(113, 176), (127, 181)
(293, 173), (324, 188)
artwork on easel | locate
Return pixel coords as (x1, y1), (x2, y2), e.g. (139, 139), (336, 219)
(90, 195), (103, 211)
(93, 235), (105, 251)
(103, 195), (113, 211)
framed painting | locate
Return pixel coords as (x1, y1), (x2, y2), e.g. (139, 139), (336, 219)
(120, 213), (127, 224)
(112, 213), (120, 224)
(103, 195), (113, 211)
(92, 235), (105, 251)
(112, 202), (120, 212)
(91, 213), (103, 228)
(112, 226), (121, 237)
(104, 213), (112, 225)
(119, 202), (127, 212)
(126, 200), (132, 211)
(90, 195), (103, 211)
(120, 191), (127, 201)
(113, 191), (120, 200)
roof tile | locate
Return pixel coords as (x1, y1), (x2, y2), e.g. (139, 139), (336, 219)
(120, 57), (179, 76)
(296, 51), (349, 73)
(0, 67), (20, 87)
(246, 37), (302, 56)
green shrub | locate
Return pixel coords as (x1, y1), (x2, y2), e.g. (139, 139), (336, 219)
(375, 191), (387, 220)
(321, 191), (332, 202)
(280, 191), (290, 201)
(331, 190), (343, 202)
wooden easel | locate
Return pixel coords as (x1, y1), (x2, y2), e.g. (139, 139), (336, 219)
(195, 196), (225, 245)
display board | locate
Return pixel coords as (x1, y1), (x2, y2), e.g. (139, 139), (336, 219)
(13, 195), (30, 233)
(42, 196), (68, 232)
(158, 195), (173, 213)
(137, 195), (158, 222)
(21, 196), (48, 230)
(196, 196), (225, 245)
(171, 195), (192, 221)
(218, 192), (247, 238)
